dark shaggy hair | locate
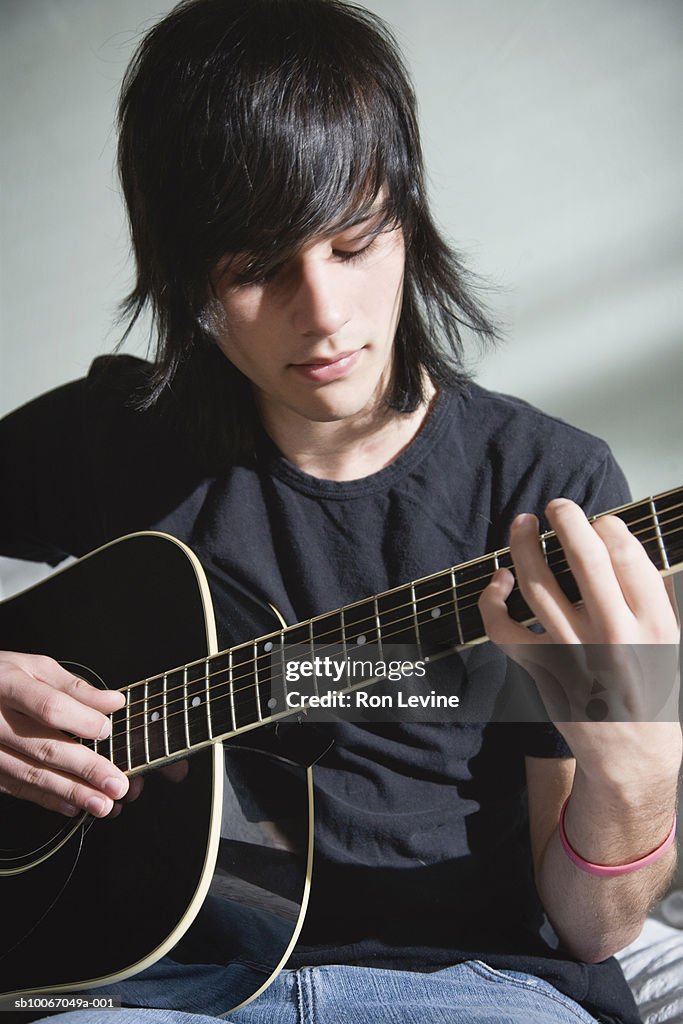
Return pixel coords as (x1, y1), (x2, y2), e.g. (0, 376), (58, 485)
(117, 0), (498, 460)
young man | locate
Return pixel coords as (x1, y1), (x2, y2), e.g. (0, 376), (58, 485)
(0, 1), (680, 1022)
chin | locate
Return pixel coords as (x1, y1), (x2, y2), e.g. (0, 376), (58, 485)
(299, 389), (379, 423)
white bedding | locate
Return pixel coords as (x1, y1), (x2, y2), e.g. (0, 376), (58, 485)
(617, 915), (683, 1023)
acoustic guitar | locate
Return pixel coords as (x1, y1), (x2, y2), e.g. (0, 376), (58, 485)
(0, 486), (681, 1018)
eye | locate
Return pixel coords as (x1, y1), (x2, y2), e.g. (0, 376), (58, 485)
(333, 239), (376, 264)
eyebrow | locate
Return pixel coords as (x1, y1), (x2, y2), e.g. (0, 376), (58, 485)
(212, 195), (395, 284)
(331, 194), (392, 234)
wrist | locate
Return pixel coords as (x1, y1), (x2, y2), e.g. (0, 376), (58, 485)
(571, 724), (682, 806)
(564, 768), (679, 868)
(560, 796), (677, 877)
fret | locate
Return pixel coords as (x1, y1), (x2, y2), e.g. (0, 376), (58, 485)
(228, 641), (261, 729)
(183, 665), (191, 748)
(125, 690), (132, 771)
(657, 501), (683, 570)
(383, 583), (413, 645)
(282, 620), (315, 705)
(162, 672), (170, 757)
(251, 633), (287, 719)
(650, 498), (670, 571)
(308, 620), (319, 698)
(449, 568), (464, 646)
(228, 648), (237, 731)
(204, 658), (213, 739)
(615, 498), (660, 569)
(413, 572), (459, 648)
(278, 631), (288, 715)
(185, 659), (212, 747)
(162, 668), (186, 755)
(292, 610), (331, 700)
(373, 598), (383, 660)
(143, 679), (150, 765)
(110, 701), (127, 773)
(542, 533), (576, 604)
(538, 535), (548, 565)
(205, 651), (236, 736)
(447, 561), (487, 644)
(124, 681), (150, 771)
(253, 640), (264, 720)
(410, 583), (423, 658)
(145, 673), (167, 762)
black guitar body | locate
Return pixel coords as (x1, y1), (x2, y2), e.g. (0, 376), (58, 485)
(0, 534), (311, 1018)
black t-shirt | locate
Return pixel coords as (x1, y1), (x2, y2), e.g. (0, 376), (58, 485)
(0, 356), (641, 1023)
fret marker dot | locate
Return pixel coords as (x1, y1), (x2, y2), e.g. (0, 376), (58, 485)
(431, 608), (442, 619)
(357, 635), (367, 645)
(268, 697), (278, 709)
(264, 641), (273, 652)
(150, 711), (160, 722)
(192, 696), (201, 707)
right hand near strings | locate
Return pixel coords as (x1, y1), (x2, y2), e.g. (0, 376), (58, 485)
(0, 651), (131, 818)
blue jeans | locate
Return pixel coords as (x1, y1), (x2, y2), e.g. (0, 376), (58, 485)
(33, 960), (599, 1023)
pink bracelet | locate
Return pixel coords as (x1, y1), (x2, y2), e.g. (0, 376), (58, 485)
(559, 797), (677, 878)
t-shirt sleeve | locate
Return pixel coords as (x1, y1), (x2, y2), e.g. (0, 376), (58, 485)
(0, 378), (103, 565)
(571, 445), (632, 519)
(1, 356), (205, 568)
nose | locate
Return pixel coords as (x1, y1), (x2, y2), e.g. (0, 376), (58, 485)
(290, 255), (350, 338)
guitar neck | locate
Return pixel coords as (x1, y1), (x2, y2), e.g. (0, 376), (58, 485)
(100, 486), (683, 775)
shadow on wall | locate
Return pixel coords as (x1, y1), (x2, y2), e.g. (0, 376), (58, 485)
(534, 332), (683, 497)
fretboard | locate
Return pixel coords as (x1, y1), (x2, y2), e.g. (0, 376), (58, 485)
(97, 486), (683, 774)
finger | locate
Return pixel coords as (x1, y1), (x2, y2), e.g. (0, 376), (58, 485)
(544, 499), (632, 637)
(592, 515), (680, 638)
(0, 664), (121, 742)
(7, 654), (126, 712)
(479, 567), (542, 645)
(508, 513), (583, 643)
(0, 745), (118, 818)
(0, 705), (129, 800)
(479, 570), (588, 720)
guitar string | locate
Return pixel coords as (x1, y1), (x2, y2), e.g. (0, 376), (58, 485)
(110, 507), (683, 716)
(112, 501), (683, 718)
(100, 515), (683, 766)
(103, 512), (683, 743)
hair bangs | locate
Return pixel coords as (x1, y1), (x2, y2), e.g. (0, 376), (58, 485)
(200, 8), (415, 274)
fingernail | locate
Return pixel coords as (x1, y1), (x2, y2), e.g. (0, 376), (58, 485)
(546, 498), (570, 511)
(103, 776), (127, 800)
(513, 513), (536, 528)
(86, 796), (106, 816)
(98, 718), (112, 740)
(59, 802), (79, 817)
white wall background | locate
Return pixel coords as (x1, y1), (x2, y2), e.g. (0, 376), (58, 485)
(1, 0), (682, 594)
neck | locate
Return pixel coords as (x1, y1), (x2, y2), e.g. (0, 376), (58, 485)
(258, 381), (438, 481)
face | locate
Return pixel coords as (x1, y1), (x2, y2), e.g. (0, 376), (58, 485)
(208, 210), (406, 431)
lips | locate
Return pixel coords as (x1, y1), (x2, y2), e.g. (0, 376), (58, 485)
(290, 349), (362, 383)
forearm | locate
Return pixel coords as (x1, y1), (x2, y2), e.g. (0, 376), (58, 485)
(536, 758), (679, 963)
